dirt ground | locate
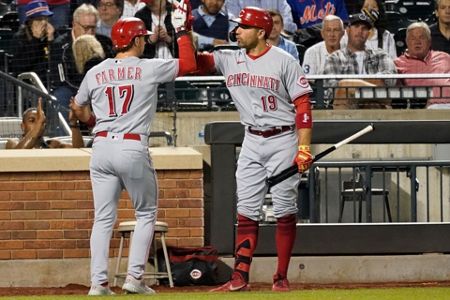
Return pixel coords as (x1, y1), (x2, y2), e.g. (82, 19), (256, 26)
(1, 281), (450, 296)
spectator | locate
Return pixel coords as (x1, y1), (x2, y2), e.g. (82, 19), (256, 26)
(191, 0), (202, 9)
(17, 0), (71, 30)
(11, 0), (55, 88)
(323, 12), (397, 108)
(395, 22), (450, 109)
(302, 14), (344, 75)
(135, 0), (177, 58)
(72, 34), (106, 75)
(192, 0), (229, 52)
(49, 4), (114, 121)
(225, 0), (297, 33)
(96, 0), (124, 38)
(341, 0), (397, 59)
(430, 0), (450, 54)
(121, 0), (146, 18)
(287, 0), (349, 30)
(267, 9), (299, 61)
(5, 97), (84, 149)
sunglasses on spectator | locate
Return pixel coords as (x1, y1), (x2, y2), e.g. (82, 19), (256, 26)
(77, 22), (96, 32)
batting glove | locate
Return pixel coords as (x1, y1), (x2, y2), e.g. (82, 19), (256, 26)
(294, 145), (313, 172)
(171, 0), (191, 33)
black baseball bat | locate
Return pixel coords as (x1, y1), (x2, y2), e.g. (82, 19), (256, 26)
(266, 124), (375, 188)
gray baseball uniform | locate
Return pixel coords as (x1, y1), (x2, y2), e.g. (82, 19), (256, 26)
(75, 56), (178, 286)
(213, 46), (312, 220)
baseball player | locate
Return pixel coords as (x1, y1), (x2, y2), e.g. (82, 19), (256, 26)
(71, 1), (196, 295)
(197, 7), (313, 292)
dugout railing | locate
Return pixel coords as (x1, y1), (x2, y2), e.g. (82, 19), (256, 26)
(204, 120), (450, 255)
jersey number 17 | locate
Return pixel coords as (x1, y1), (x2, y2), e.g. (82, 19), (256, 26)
(105, 84), (135, 117)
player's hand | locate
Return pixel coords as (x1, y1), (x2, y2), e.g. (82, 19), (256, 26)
(294, 145), (313, 172)
(68, 98), (79, 128)
(171, 0), (191, 32)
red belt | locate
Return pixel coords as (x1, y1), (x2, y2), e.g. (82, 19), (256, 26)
(248, 125), (295, 138)
(95, 131), (141, 141)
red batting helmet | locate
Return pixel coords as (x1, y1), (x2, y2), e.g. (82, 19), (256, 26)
(231, 7), (273, 38)
(111, 17), (152, 50)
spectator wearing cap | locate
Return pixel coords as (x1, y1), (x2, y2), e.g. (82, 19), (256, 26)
(11, 0), (55, 87)
(395, 22), (450, 109)
(16, 0), (70, 30)
(429, 0), (450, 54)
(322, 12), (397, 108)
(341, 0), (397, 59)
(96, 0), (124, 38)
(49, 4), (114, 122)
(267, 9), (299, 61)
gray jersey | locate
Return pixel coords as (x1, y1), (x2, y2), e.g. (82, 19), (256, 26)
(213, 46), (312, 128)
(75, 57), (178, 135)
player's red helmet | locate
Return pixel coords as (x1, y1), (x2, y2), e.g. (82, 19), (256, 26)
(231, 7), (273, 38)
(111, 17), (152, 50)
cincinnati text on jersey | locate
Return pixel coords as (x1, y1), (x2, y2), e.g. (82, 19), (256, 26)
(95, 67), (143, 85)
(226, 73), (280, 92)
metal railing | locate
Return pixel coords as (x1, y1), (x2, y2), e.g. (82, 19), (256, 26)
(306, 160), (450, 223)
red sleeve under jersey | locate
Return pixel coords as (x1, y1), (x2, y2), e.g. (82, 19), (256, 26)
(177, 34), (197, 76)
(195, 52), (216, 75)
(293, 94), (312, 129)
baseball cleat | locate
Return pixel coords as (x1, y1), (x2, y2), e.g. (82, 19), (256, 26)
(88, 285), (116, 296)
(272, 274), (290, 292)
(209, 273), (250, 292)
(122, 275), (156, 295)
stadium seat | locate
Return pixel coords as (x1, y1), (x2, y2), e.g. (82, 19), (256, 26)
(385, 0), (435, 23)
(338, 171), (392, 223)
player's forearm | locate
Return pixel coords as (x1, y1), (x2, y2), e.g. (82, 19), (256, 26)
(297, 128), (312, 146)
(176, 32), (197, 76)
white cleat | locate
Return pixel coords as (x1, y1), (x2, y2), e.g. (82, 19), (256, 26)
(122, 275), (156, 295)
(88, 285), (116, 296)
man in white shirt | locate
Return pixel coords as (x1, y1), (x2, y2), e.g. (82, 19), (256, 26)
(302, 15), (344, 74)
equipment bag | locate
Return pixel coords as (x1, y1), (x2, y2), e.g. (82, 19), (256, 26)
(154, 246), (220, 286)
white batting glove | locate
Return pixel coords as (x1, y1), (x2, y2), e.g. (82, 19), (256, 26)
(171, 0), (188, 32)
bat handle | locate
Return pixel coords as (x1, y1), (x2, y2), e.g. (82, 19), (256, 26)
(267, 165), (298, 188)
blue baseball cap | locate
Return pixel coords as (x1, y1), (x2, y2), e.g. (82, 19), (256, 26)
(25, 0), (54, 21)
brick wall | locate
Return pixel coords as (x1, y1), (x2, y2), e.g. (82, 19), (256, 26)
(0, 170), (204, 260)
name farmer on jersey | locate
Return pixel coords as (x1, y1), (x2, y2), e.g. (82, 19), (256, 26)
(94, 66), (143, 84)
(226, 72), (280, 91)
